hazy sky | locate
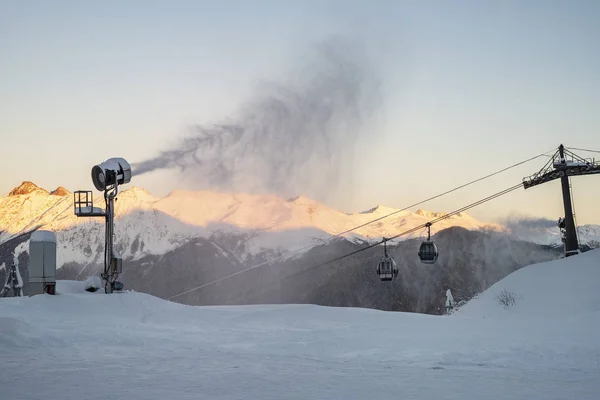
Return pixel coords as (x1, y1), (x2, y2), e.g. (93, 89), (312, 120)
(1, 0), (599, 224)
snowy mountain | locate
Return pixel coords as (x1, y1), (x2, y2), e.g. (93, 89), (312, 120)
(0, 181), (504, 268)
(2, 182), (597, 270)
(4, 181), (598, 314)
(2, 249), (599, 399)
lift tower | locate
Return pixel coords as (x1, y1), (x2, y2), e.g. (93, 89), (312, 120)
(523, 145), (600, 257)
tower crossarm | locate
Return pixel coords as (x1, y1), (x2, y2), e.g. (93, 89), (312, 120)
(523, 162), (600, 189)
(523, 146), (600, 189)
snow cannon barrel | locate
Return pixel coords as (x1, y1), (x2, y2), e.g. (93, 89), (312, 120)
(28, 230), (57, 295)
(91, 157), (132, 191)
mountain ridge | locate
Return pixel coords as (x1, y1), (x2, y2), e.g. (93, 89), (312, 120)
(1, 181), (598, 270)
(0, 181), (577, 316)
(0, 181), (504, 267)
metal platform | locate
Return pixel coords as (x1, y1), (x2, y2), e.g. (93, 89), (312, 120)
(74, 191), (106, 217)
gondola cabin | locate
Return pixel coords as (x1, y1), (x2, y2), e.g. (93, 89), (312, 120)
(377, 256), (398, 281)
(418, 241), (439, 264)
(418, 222), (439, 264)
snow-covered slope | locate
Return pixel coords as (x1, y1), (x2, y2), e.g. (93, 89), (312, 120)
(1, 251), (598, 399)
(457, 248), (600, 318)
(0, 182), (503, 267)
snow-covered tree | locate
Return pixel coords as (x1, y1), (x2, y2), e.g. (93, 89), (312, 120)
(445, 289), (455, 314)
(1, 260), (23, 297)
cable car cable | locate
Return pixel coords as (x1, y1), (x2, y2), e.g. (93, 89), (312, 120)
(165, 144), (600, 298)
(565, 147), (600, 155)
(167, 181), (524, 300)
(166, 150), (549, 301)
(306, 182), (523, 271)
(330, 149), (554, 238)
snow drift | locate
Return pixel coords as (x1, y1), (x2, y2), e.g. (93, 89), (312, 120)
(457, 248), (600, 318)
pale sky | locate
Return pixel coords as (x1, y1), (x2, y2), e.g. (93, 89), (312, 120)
(1, 0), (599, 224)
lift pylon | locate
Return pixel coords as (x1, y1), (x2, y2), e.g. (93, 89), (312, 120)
(523, 144), (600, 257)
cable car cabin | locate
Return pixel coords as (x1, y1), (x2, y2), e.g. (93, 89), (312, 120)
(377, 256), (398, 281)
(418, 241), (439, 264)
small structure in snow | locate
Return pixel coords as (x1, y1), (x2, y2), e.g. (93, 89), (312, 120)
(28, 230), (57, 295)
(84, 276), (102, 292)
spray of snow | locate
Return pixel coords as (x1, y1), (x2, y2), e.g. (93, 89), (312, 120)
(131, 36), (381, 204)
(503, 215), (600, 247)
(503, 216), (562, 245)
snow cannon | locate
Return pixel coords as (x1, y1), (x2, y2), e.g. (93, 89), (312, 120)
(91, 158), (132, 192)
(28, 230), (57, 295)
(76, 157), (130, 293)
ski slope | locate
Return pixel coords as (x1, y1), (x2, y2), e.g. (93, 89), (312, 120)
(1, 251), (599, 399)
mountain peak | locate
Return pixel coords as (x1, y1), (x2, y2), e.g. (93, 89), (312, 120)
(360, 205), (403, 215)
(415, 209), (448, 218)
(8, 181), (49, 197)
(50, 187), (71, 196)
(118, 186), (157, 203)
(286, 195), (315, 204)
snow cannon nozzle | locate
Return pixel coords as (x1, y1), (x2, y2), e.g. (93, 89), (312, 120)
(91, 158), (132, 192)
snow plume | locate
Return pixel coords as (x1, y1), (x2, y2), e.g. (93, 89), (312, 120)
(132, 36), (381, 203)
(505, 216), (557, 230)
(503, 216), (561, 245)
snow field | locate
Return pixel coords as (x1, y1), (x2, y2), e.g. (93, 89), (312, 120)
(0, 251), (599, 399)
